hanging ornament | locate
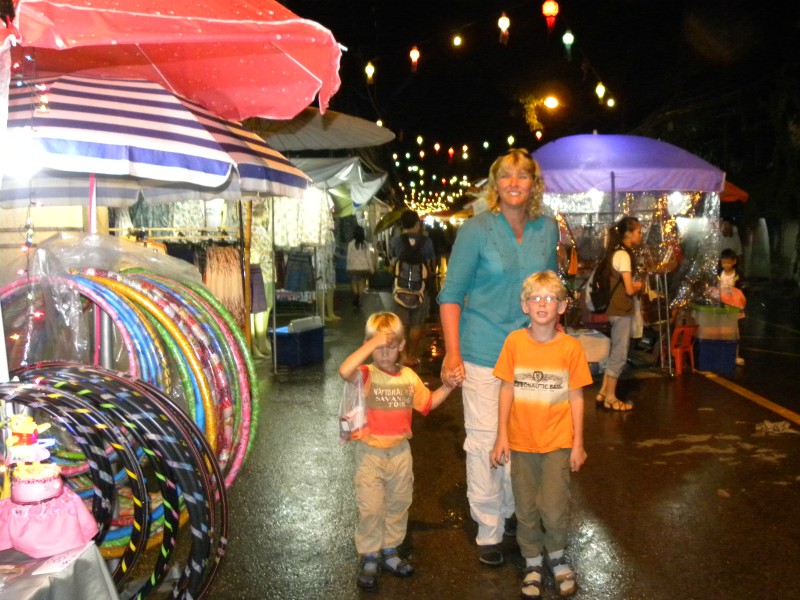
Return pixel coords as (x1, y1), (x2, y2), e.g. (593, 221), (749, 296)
(498, 13), (510, 45)
(595, 82), (606, 104)
(409, 46), (420, 72)
(562, 30), (574, 60)
(542, 0), (559, 33)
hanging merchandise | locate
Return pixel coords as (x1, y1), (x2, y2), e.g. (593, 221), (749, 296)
(284, 251), (316, 292)
(205, 244), (246, 328)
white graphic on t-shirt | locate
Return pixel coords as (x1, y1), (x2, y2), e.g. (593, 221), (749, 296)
(514, 371), (565, 391)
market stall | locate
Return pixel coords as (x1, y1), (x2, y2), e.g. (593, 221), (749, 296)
(0, 1), (343, 595)
(533, 133), (726, 373)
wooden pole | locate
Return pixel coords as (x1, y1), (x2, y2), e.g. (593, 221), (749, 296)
(241, 199), (252, 346)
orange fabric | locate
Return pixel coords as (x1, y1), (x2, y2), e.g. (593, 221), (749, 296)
(493, 330), (593, 453)
(357, 364), (432, 450)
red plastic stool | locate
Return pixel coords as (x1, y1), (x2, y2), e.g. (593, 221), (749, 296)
(670, 325), (698, 375)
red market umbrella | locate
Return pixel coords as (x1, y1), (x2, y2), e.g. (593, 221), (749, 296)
(720, 181), (749, 203)
(9, 0), (342, 121)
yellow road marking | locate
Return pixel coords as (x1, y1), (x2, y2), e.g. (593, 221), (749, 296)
(701, 371), (800, 426)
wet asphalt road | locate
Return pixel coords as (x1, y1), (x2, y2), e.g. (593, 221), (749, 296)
(207, 281), (800, 600)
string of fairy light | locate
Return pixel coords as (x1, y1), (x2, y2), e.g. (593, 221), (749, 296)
(360, 1), (618, 211)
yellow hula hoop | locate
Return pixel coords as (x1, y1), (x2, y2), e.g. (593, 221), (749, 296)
(89, 276), (217, 453)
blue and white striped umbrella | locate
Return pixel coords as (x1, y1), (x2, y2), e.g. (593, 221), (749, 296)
(1, 75), (308, 207)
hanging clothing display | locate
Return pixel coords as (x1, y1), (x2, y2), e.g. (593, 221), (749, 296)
(250, 263), (268, 314)
(205, 245), (246, 329)
(283, 251), (316, 292)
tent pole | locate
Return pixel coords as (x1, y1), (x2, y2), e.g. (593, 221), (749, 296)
(241, 198), (252, 347)
(271, 195), (278, 375)
(611, 171), (616, 221)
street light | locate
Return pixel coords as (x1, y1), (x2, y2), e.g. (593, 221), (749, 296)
(365, 62), (375, 84)
(522, 94), (560, 132)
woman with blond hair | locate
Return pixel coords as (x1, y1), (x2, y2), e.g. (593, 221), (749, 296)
(439, 149), (559, 567)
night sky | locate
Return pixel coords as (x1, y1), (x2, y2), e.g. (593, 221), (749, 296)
(283, 1), (800, 211)
(285, 1), (781, 143)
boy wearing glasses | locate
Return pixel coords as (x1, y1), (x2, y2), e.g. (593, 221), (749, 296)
(490, 271), (592, 598)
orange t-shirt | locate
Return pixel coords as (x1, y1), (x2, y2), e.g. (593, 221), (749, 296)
(493, 329), (593, 453)
(357, 364), (432, 449)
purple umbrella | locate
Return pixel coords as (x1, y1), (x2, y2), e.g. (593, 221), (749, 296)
(533, 133), (725, 197)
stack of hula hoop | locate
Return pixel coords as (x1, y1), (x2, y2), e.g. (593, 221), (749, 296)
(0, 268), (260, 599)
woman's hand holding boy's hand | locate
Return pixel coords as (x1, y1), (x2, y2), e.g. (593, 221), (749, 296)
(441, 352), (465, 387)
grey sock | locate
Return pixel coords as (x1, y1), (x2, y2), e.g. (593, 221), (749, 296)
(526, 554), (543, 568)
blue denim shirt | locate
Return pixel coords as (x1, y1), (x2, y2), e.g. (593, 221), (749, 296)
(437, 210), (559, 367)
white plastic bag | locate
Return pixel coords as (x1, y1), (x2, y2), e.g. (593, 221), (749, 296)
(339, 369), (368, 442)
(631, 297), (644, 339)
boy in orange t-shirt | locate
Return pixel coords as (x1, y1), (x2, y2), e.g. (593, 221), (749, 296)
(491, 271), (592, 598)
(339, 312), (454, 592)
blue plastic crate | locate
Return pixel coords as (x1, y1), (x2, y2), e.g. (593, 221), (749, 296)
(695, 339), (737, 374)
(270, 325), (324, 367)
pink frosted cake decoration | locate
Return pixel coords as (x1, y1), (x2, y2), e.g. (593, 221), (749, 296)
(11, 463), (63, 504)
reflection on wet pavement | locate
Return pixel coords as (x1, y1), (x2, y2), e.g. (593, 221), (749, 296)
(209, 286), (800, 600)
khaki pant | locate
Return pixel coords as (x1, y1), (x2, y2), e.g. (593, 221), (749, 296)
(511, 448), (571, 558)
(354, 440), (413, 554)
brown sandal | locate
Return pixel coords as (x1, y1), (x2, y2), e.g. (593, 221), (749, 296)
(603, 397), (633, 411)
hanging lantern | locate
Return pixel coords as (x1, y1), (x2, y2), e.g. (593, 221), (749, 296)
(365, 62), (375, 84)
(498, 13), (510, 45)
(542, 0), (559, 32)
(562, 30), (574, 60)
(595, 82), (606, 103)
(409, 46), (420, 72)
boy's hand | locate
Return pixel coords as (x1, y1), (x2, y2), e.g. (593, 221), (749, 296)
(570, 446), (587, 472)
(490, 438), (509, 469)
(369, 330), (395, 349)
(441, 352), (465, 387)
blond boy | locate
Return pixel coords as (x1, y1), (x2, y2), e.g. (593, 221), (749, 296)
(490, 271), (592, 598)
(339, 312), (454, 592)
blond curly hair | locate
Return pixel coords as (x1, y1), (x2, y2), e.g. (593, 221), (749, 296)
(484, 148), (545, 220)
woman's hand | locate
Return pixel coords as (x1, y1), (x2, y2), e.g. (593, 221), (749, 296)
(490, 437), (509, 469)
(441, 351), (465, 388)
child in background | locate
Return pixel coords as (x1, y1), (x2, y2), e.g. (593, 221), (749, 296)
(717, 248), (746, 366)
(490, 271), (592, 598)
(339, 312), (454, 592)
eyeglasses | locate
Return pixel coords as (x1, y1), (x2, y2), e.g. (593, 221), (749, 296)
(527, 295), (562, 304)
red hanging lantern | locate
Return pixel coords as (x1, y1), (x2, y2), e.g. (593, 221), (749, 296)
(409, 46), (420, 72)
(498, 13), (510, 45)
(542, 0), (559, 32)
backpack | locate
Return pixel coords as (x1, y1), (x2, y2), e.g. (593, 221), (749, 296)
(392, 234), (428, 309)
(584, 254), (621, 314)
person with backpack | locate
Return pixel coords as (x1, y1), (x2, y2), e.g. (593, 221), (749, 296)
(438, 149), (559, 568)
(595, 216), (644, 411)
(390, 210), (435, 367)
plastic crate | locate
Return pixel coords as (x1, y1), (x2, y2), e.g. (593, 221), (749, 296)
(692, 304), (740, 340)
(695, 339), (737, 374)
(270, 325), (324, 367)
